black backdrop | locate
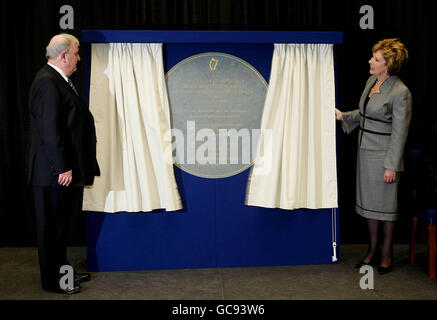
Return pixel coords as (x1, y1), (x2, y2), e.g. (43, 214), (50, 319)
(0, 0), (432, 247)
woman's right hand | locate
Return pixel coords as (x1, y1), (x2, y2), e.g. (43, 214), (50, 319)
(335, 108), (343, 121)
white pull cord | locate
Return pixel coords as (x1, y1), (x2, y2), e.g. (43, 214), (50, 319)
(331, 208), (338, 262)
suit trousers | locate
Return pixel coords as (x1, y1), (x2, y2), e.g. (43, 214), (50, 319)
(33, 185), (83, 290)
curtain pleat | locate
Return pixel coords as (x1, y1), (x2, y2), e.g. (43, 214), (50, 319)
(246, 43), (338, 210)
(83, 43), (182, 213)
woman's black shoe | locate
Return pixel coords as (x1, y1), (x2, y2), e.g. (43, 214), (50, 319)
(377, 265), (393, 275)
(355, 260), (371, 269)
(354, 257), (378, 269)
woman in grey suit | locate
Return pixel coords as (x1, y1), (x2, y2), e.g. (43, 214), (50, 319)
(336, 38), (411, 274)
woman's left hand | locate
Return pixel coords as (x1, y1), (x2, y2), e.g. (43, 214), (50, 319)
(384, 169), (397, 184)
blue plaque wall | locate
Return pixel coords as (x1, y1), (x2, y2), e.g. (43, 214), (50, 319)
(82, 31), (343, 271)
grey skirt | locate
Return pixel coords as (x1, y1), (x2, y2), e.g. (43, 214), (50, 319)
(355, 148), (400, 221)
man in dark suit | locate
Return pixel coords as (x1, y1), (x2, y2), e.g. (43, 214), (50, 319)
(28, 33), (100, 294)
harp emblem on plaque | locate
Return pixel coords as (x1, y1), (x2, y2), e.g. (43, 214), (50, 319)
(209, 58), (218, 71)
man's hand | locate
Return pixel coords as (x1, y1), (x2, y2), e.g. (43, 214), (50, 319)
(58, 170), (73, 186)
(384, 169), (397, 184)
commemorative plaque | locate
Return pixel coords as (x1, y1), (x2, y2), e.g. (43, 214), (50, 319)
(166, 52), (267, 178)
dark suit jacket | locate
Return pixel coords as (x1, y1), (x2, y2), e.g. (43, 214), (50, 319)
(28, 64), (100, 187)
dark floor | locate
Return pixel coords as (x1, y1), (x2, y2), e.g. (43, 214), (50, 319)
(0, 244), (436, 300)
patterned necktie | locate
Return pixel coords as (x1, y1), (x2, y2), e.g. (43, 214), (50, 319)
(68, 78), (79, 95)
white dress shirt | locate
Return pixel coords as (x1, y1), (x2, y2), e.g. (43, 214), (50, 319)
(47, 62), (68, 82)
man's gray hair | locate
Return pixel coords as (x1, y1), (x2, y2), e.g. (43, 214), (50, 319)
(46, 33), (79, 60)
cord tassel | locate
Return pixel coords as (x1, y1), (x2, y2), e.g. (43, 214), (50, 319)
(332, 208), (338, 262)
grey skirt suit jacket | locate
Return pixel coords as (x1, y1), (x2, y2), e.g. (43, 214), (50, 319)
(342, 75), (412, 221)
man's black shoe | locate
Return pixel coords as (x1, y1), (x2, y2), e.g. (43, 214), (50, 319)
(75, 272), (91, 283)
(45, 284), (81, 294)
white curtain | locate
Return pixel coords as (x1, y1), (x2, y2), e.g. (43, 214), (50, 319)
(246, 43), (338, 210)
(83, 43), (182, 213)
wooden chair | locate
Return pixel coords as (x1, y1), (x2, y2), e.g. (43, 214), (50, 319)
(409, 149), (437, 278)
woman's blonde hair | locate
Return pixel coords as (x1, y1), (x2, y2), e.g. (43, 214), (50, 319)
(372, 38), (408, 74)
